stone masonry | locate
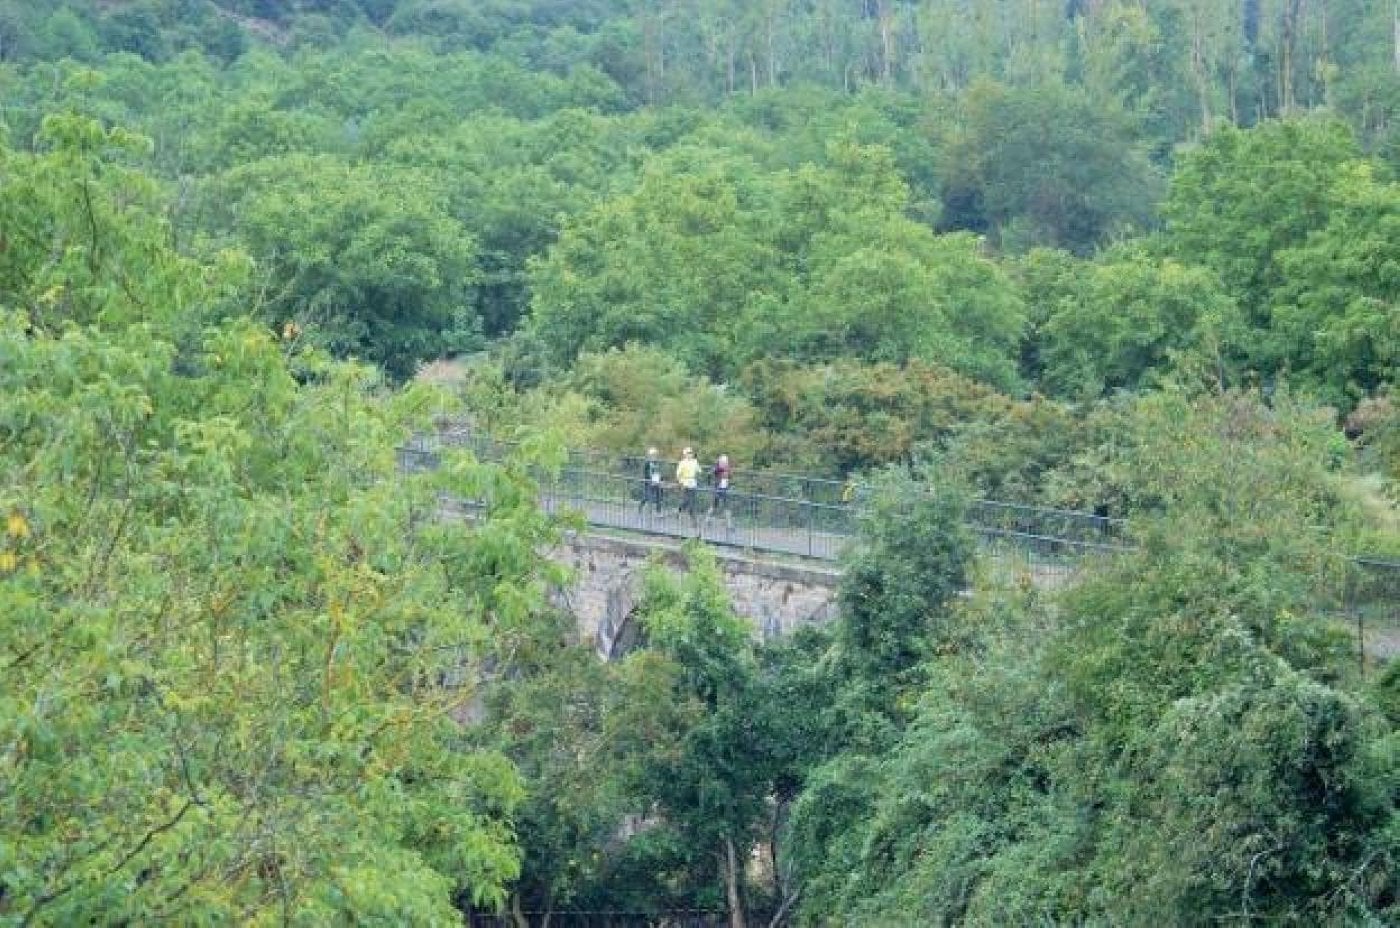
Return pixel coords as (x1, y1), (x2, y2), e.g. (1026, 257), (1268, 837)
(549, 532), (841, 660)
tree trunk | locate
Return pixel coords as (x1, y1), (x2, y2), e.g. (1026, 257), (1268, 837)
(1189, 6), (1213, 133)
(765, 798), (800, 928)
(1393, 0), (1399, 74)
(724, 836), (747, 928)
(1317, 0), (1331, 108)
(1279, 0), (1302, 115)
(817, 0), (828, 79)
(510, 892), (529, 928)
(1243, 0), (1261, 51)
(878, 0), (895, 85)
(766, 6), (777, 88)
(1227, 61), (1240, 125)
(642, 15), (660, 104)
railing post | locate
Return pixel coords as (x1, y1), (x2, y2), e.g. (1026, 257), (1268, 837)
(1350, 564), (1365, 677)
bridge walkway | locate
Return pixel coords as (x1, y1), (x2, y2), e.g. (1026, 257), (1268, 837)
(404, 433), (1400, 658)
(403, 435), (1129, 576)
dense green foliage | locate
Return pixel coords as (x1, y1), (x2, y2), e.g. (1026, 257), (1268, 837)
(3, 2), (1400, 924)
(0, 117), (559, 921)
(528, 142), (1026, 384)
(0, 1), (1396, 405)
(786, 394), (1399, 924)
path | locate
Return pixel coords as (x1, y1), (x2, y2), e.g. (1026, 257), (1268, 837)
(408, 437), (1397, 662)
(540, 495), (851, 561)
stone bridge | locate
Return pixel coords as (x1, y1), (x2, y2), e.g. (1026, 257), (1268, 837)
(549, 532), (841, 660)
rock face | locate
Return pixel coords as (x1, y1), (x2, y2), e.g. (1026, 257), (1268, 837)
(550, 533), (841, 660)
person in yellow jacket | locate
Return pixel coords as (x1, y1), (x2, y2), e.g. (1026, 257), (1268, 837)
(675, 447), (701, 525)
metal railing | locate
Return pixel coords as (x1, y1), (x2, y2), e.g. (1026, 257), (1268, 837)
(1347, 556), (1400, 604)
(548, 469), (857, 561)
(403, 445), (856, 560)
(419, 429), (1131, 537)
(967, 498), (1126, 546)
(399, 431), (1399, 637)
(397, 431), (1131, 566)
(1320, 556), (1400, 667)
(465, 912), (728, 928)
(423, 427), (853, 504)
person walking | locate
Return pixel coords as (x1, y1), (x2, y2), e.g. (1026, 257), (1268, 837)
(841, 474), (857, 505)
(707, 453), (733, 538)
(675, 447), (701, 528)
(639, 447), (664, 518)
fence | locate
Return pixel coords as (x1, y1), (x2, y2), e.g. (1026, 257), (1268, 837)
(1346, 557), (1400, 611)
(401, 444), (858, 560)
(416, 430), (1133, 526)
(415, 428), (853, 504)
(967, 498), (1126, 547)
(398, 430), (1131, 564)
(400, 430), (1400, 635)
(1326, 556), (1400, 667)
(465, 912), (728, 928)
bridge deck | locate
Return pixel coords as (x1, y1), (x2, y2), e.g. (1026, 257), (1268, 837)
(542, 495), (851, 561)
(406, 438), (1132, 571)
(403, 437), (1398, 654)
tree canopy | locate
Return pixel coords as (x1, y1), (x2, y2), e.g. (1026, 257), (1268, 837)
(1, 116), (562, 921)
(2, 2), (1399, 924)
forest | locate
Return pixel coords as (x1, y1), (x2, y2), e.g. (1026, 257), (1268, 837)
(2, 1), (1399, 924)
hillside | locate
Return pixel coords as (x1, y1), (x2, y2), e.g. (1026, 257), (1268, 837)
(1, 2), (1398, 924)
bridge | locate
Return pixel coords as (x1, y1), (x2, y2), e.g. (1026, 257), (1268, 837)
(399, 430), (1130, 564)
(402, 429), (1400, 662)
(400, 429), (1135, 657)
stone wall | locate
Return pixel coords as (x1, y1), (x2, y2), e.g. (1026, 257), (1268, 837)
(549, 532), (841, 659)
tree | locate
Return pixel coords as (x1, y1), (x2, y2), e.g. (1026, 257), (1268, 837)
(209, 153), (479, 379)
(0, 1), (30, 62)
(0, 111), (249, 350)
(526, 143), (784, 377)
(1104, 669), (1393, 922)
(565, 344), (770, 466)
(1, 118), (557, 921)
(472, 605), (637, 921)
(1273, 162), (1400, 406)
(785, 225), (1025, 390)
(379, 107), (641, 337)
(1165, 0), (1244, 131)
(1162, 118), (1361, 326)
(98, 1), (171, 60)
(1037, 246), (1239, 399)
(626, 548), (781, 928)
(785, 390), (1399, 925)
(190, 96), (336, 173)
(938, 392), (1091, 506)
(783, 468), (979, 916)
(739, 358), (1010, 475)
(1159, 117), (1400, 400)
(528, 140), (1026, 388)
(30, 6), (102, 62)
(1070, 1), (1194, 149)
(833, 469), (974, 709)
(1347, 390), (1400, 486)
(937, 78), (1160, 253)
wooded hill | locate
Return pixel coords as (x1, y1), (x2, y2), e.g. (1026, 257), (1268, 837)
(2, 1), (1399, 924)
